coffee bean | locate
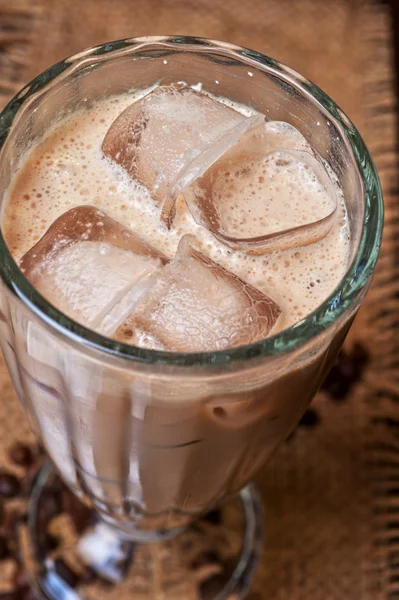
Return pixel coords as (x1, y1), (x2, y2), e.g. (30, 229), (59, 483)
(36, 532), (59, 554)
(322, 365), (351, 401)
(8, 444), (34, 469)
(62, 489), (95, 532)
(339, 359), (357, 381)
(352, 342), (369, 368)
(299, 408), (319, 428)
(0, 472), (21, 499)
(53, 558), (80, 588)
(1, 510), (22, 540)
(37, 489), (62, 527)
(190, 550), (221, 569)
(203, 509), (222, 525)
(0, 536), (9, 561)
(199, 572), (230, 599)
(222, 557), (236, 577)
(321, 343), (370, 402)
(16, 587), (39, 600)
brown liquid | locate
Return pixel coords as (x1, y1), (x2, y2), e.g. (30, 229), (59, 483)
(0, 89), (353, 533)
(3, 90), (350, 335)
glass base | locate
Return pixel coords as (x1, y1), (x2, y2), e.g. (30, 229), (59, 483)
(21, 463), (263, 600)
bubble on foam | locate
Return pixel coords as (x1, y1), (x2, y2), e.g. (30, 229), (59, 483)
(2, 87), (350, 331)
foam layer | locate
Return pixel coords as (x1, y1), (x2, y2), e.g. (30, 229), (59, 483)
(2, 88), (350, 332)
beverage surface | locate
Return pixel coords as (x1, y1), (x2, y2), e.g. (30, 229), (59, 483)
(2, 85), (350, 351)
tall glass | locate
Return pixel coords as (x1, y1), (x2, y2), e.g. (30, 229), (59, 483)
(0, 37), (383, 600)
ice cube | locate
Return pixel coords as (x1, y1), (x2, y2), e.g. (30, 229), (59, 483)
(258, 120), (315, 153)
(101, 84), (263, 227)
(114, 235), (281, 352)
(182, 122), (338, 254)
(20, 205), (167, 331)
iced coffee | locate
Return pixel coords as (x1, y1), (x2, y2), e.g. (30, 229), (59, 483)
(1, 83), (350, 527)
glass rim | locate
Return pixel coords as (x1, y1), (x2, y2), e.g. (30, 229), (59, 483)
(0, 35), (384, 367)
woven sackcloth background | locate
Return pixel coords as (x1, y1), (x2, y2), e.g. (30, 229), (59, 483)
(0, 0), (396, 598)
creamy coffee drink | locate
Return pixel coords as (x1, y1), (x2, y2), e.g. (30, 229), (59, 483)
(0, 84), (351, 527)
(3, 85), (349, 350)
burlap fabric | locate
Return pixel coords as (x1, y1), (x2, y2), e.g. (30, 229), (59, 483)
(0, 0), (395, 597)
